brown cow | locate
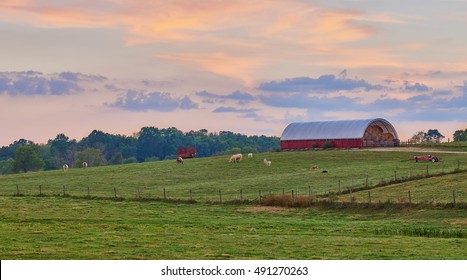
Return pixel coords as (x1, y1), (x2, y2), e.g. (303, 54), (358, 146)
(176, 156), (184, 165)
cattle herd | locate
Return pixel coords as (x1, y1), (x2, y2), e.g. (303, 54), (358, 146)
(60, 153), (324, 172)
(62, 162), (88, 171)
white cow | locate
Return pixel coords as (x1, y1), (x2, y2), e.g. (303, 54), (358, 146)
(229, 154), (243, 163)
(82, 162), (88, 168)
(247, 153), (253, 158)
(63, 164), (69, 172)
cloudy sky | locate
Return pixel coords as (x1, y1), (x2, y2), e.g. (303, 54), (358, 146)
(1, 0), (466, 146)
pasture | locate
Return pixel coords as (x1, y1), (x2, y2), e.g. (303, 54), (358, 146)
(0, 196), (465, 259)
(0, 149), (466, 259)
(0, 149), (466, 202)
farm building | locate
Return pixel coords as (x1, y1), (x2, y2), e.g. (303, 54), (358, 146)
(177, 146), (196, 158)
(280, 118), (399, 150)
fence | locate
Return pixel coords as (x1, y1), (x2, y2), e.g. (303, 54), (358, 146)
(3, 160), (467, 206)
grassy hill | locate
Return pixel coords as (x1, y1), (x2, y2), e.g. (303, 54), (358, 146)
(336, 172), (467, 204)
(0, 149), (466, 259)
(0, 150), (466, 202)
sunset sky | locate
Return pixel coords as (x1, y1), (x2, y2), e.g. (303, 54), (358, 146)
(1, 0), (466, 146)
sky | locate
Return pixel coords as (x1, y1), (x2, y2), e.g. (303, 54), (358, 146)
(0, 0), (466, 146)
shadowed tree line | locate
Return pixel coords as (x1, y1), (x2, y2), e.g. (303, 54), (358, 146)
(0, 127), (280, 174)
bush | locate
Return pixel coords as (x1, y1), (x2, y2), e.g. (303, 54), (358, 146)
(322, 141), (334, 150)
(261, 194), (316, 208)
(123, 157), (138, 164)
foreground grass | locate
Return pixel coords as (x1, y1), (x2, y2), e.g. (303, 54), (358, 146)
(0, 196), (465, 259)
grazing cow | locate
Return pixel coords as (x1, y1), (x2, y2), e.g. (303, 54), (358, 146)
(176, 156), (184, 165)
(263, 159), (271, 166)
(63, 164), (69, 172)
(82, 162), (88, 168)
(247, 153), (253, 158)
(229, 154), (243, 163)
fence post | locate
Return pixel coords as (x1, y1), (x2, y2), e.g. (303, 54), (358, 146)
(219, 189), (222, 203)
(408, 191), (412, 205)
(368, 191), (371, 204)
(163, 188), (166, 200)
(291, 190), (294, 199)
(452, 190), (456, 206)
(88, 186), (90, 197)
(16, 184), (19, 196)
(240, 189), (243, 202)
(113, 187), (117, 198)
(308, 186), (312, 197)
(338, 179), (341, 193)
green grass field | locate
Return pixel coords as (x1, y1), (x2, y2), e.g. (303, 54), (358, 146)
(0, 196), (465, 259)
(0, 149), (466, 259)
(0, 149), (465, 202)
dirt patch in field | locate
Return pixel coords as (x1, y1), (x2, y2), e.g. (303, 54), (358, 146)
(237, 206), (291, 213)
(449, 219), (467, 226)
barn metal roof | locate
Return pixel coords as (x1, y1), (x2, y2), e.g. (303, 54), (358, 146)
(280, 118), (399, 141)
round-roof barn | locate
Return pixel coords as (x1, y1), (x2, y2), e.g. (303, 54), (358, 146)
(280, 118), (399, 150)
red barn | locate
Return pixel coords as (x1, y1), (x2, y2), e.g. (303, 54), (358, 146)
(177, 146), (196, 158)
(280, 118), (399, 150)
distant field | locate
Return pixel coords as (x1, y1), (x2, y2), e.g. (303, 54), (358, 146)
(0, 149), (465, 259)
(0, 150), (465, 202)
(400, 142), (467, 152)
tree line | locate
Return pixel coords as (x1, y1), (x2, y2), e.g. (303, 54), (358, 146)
(0, 127), (280, 174)
(409, 128), (467, 143)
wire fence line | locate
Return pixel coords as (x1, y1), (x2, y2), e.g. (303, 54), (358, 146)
(6, 184), (466, 207)
(2, 160), (467, 205)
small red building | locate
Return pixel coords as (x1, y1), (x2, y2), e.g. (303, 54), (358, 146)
(280, 118), (399, 150)
(177, 146), (196, 158)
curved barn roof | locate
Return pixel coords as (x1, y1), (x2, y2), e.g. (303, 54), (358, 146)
(280, 118), (398, 141)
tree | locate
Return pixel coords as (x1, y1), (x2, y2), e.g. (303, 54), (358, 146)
(409, 131), (428, 144)
(109, 152), (123, 165)
(48, 133), (77, 167)
(0, 139), (35, 160)
(136, 127), (164, 161)
(426, 129), (445, 143)
(0, 159), (14, 174)
(13, 145), (44, 173)
(453, 129), (467, 142)
(75, 148), (106, 167)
